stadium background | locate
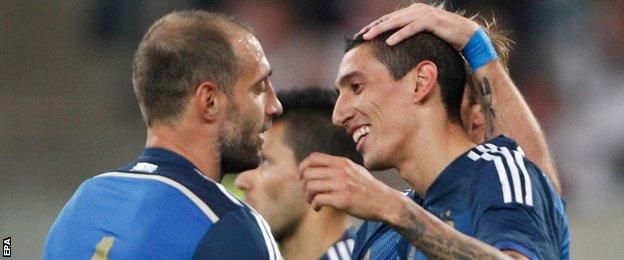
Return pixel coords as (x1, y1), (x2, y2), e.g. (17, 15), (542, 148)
(2, 0), (623, 258)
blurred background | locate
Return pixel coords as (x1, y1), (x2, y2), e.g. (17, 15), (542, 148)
(2, 0), (623, 258)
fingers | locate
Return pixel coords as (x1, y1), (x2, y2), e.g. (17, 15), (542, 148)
(363, 13), (418, 41)
(357, 14), (390, 36)
(299, 166), (345, 203)
(304, 179), (345, 204)
(310, 193), (339, 211)
(386, 19), (429, 46)
(297, 152), (350, 178)
(361, 3), (429, 41)
(299, 166), (342, 185)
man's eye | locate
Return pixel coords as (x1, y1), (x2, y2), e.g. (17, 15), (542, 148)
(255, 81), (267, 93)
(351, 82), (363, 93)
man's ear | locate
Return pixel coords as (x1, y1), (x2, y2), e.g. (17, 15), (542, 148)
(471, 103), (486, 133)
(194, 81), (223, 122)
(410, 60), (438, 103)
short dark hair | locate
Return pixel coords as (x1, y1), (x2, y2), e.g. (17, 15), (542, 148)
(276, 87), (363, 165)
(345, 30), (467, 123)
(132, 11), (249, 126)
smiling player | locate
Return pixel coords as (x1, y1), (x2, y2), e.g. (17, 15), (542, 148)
(299, 4), (568, 259)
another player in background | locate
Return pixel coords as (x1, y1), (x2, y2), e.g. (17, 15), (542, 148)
(299, 3), (568, 259)
(235, 87), (362, 260)
(43, 11), (283, 259)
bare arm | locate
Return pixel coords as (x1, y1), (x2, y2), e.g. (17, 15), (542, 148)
(298, 153), (525, 260)
(361, 3), (561, 193)
(389, 192), (522, 259)
(474, 61), (560, 193)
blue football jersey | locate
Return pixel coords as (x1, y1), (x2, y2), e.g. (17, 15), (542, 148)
(43, 148), (282, 259)
(352, 136), (569, 260)
(320, 228), (356, 260)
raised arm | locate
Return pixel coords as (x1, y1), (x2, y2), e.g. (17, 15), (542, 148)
(360, 3), (561, 194)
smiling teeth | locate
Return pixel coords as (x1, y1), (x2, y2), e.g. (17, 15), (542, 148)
(352, 126), (372, 144)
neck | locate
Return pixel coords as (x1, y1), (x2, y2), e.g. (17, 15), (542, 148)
(280, 207), (351, 260)
(145, 121), (221, 182)
(397, 120), (474, 197)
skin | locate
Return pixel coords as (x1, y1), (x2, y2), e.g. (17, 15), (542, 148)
(298, 4), (553, 259)
(362, 3), (561, 194)
(146, 29), (282, 182)
(461, 87), (488, 142)
(219, 31), (283, 174)
(332, 46), (423, 171)
(235, 122), (308, 240)
(235, 122), (351, 260)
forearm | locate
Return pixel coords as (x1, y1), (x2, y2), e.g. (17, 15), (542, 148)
(474, 61), (561, 194)
(387, 195), (513, 260)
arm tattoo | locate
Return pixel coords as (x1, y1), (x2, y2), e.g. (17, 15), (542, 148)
(476, 76), (496, 140)
(395, 206), (510, 260)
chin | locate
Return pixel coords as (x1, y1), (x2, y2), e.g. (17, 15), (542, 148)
(363, 155), (393, 171)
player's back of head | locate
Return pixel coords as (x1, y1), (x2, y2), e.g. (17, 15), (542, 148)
(277, 86), (363, 164)
(132, 11), (250, 126)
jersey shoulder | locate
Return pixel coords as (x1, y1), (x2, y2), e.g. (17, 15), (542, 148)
(466, 136), (544, 207)
(43, 172), (219, 259)
(100, 170), (281, 259)
(353, 190), (421, 260)
(193, 206), (280, 259)
(465, 136), (569, 259)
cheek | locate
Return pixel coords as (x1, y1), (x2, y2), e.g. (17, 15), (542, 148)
(263, 165), (297, 198)
(238, 95), (264, 124)
(253, 94), (266, 117)
(361, 87), (406, 123)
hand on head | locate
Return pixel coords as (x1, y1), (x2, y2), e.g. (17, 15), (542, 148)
(358, 3), (479, 50)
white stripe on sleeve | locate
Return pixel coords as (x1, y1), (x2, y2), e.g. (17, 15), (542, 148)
(327, 246), (340, 260)
(468, 151), (481, 161)
(500, 147), (524, 204)
(346, 239), (354, 253)
(484, 143), (498, 151)
(480, 153), (513, 203)
(259, 212), (282, 260)
(513, 149), (533, 206)
(249, 210), (277, 260)
(213, 173), (282, 258)
(337, 242), (351, 260)
(214, 182), (244, 206)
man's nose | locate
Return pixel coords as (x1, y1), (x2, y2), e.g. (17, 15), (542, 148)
(265, 81), (283, 117)
(332, 93), (354, 127)
(234, 170), (254, 191)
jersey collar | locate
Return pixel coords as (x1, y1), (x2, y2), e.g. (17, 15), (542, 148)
(119, 147), (216, 185)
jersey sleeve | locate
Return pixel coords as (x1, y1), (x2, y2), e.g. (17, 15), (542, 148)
(352, 220), (375, 258)
(192, 208), (276, 260)
(470, 159), (552, 260)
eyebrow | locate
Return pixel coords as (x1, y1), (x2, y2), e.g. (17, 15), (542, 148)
(336, 71), (364, 88)
(258, 70), (272, 84)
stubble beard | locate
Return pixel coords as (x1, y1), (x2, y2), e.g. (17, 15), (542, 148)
(219, 105), (262, 174)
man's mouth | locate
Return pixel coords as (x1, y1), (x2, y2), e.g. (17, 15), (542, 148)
(352, 125), (372, 144)
(259, 121), (271, 146)
(261, 120), (272, 133)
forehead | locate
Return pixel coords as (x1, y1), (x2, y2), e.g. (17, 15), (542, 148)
(336, 45), (389, 85)
(232, 32), (271, 82)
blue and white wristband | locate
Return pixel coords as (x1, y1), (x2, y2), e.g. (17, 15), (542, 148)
(462, 28), (498, 72)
